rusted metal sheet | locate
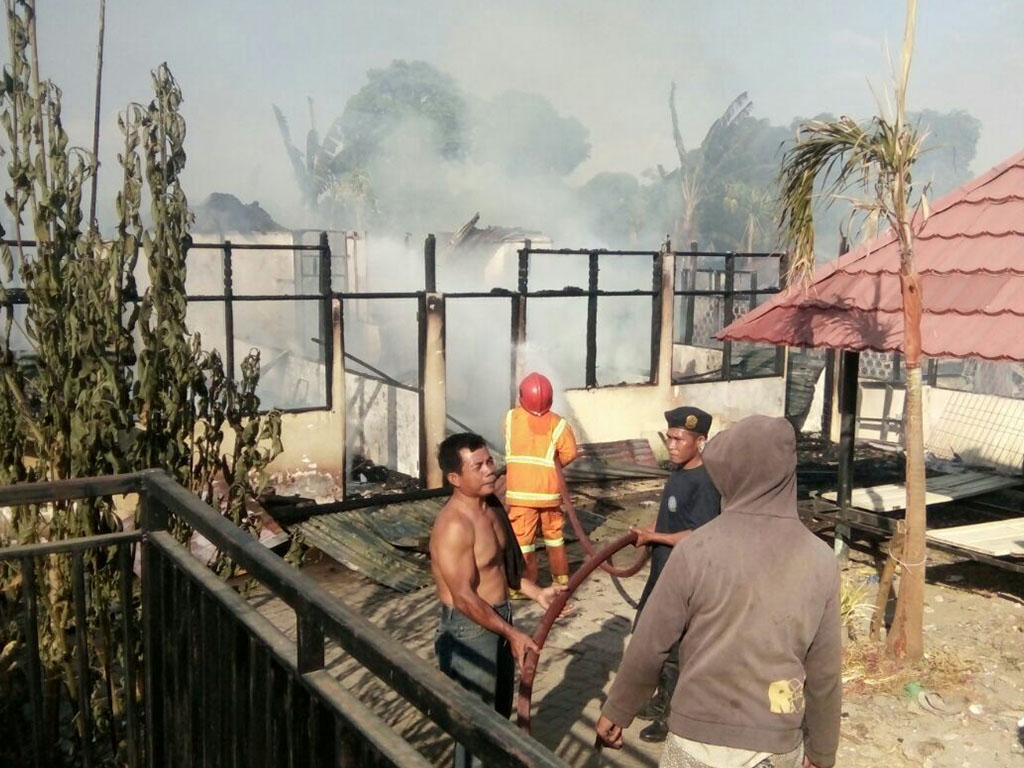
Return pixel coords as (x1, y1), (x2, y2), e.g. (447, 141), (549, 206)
(293, 486), (637, 592)
(575, 439), (661, 468)
(296, 499), (443, 593)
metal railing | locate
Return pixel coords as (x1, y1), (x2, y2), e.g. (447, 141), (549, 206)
(0, 471), (568, 768)
(672, 243), (786, 382)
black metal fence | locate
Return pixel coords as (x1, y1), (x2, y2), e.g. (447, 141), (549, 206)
(0, 471), (568, 768)
(672, 243), (785, 382)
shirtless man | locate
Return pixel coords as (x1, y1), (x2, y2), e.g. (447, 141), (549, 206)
(430, 432), (564, 768)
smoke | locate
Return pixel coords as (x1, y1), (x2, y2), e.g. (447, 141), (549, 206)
(12, 0), (1023, 469)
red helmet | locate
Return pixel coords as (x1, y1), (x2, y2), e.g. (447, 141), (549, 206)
(519, 372), (553, 416)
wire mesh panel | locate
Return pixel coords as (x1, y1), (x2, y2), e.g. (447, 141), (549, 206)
(926, 390), (1024, 473)
(859, 351), (901, 381)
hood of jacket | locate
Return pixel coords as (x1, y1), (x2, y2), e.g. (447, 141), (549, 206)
(702, 415), (797, 518)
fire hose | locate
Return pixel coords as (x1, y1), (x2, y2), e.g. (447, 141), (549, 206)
(554, 460), (649, 579)
(515, 528), (641, 733)
(514, 461), (652, 733)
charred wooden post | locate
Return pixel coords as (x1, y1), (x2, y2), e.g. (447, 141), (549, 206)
(330, 298), (346, 496)
(835, 349), (860, 560)
(424, 233), (437, 293)
(222, 240), (235, 382)
(926, 358), (938, 387)
(683, 240), (698, 344)
(657, 239), (675, 387)
(824, 239), (851, 438)
(823, 349), (837, 438)
(419, 293), (447, 488)
(721, 253), (736, 380)
(585, 251), (599, 388)
(510, 240), (530, 406)
(649, 240), (666, 384)
(774, 252), (790, 376)
(318, 232), (332, 368)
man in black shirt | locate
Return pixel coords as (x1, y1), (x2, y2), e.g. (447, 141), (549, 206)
(629, 405), (720, 743)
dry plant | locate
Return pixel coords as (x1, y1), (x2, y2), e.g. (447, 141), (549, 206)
(840, 575), (876, 639)
(842, 638), (975, 699)
(0, 0), (283, 762)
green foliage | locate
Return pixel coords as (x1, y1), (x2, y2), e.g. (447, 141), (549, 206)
(776, 113), (927, 283)
(339, 60), (467, 166)
(471, 90), (590, 177)
(576, 172), (644, 245)
(0, 1), (283, 761)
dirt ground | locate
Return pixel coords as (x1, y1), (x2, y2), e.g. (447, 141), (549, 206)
(257, 478), (1024, 767)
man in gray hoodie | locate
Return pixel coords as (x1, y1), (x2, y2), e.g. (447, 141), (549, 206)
(595, 415), (841, 768)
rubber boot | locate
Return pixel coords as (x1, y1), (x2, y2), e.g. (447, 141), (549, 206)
(639, 655), (679, 742)
(547, 544), (570, 585)
(639, 717), (669, 743)
(636, 688), (667, 722)
(509, 551), (539, 600)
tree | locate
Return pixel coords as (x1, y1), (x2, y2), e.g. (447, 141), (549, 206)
(576, 172), (644, 245)
(471, 90), (590, 177)
(338, 60), (467, 166)
(776, 0), (927, 660)
(667, 87), (754, 246)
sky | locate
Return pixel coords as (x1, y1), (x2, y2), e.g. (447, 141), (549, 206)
(20, 0), (1024, 232)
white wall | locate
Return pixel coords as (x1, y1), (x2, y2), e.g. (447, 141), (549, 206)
(345, 372), (420, 478)
(564, 376), (787, 460)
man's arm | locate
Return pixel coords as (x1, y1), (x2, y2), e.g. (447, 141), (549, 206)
(631, 527), (692, 548)
(517, 577), (566, 609)
(555, 421), (578, 467)
(802, 566), (842, 768)
(600, 544), (692, 729)
(432, 517), (539, 668)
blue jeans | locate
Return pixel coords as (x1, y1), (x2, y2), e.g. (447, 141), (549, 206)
(435, 601), (515, 768)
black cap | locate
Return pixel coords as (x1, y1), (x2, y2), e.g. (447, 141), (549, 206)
(664, 406), (712, 436)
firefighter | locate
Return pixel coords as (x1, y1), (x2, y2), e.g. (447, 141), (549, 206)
(503, 372), (578, 591)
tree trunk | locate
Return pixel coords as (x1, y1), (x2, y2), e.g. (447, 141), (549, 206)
(886, 270), (926, 661)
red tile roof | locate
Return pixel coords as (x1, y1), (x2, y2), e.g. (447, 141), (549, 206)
(719, 148), (1024, 361)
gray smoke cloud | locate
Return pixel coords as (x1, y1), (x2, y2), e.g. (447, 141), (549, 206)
(9, 1), (1024, 458)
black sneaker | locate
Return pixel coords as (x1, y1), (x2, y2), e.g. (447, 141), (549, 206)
(638, 719), (669, 743)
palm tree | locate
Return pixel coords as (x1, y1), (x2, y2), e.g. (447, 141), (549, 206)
(776, 0), (928, 661)
(667, 86), (753, 246)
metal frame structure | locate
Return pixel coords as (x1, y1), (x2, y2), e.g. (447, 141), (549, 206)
(1, 471), (569, 768)
(1, 233), (790, 484)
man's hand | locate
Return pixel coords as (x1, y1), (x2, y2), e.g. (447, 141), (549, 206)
(534, 583), (567, 611)
(595, 714), (623, 749)
(630, 526), (654, 548)
(506, 628), (540, 671)
(802, 756), (825, 768)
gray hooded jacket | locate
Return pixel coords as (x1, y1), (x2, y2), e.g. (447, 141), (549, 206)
(602, 415), (841, 767)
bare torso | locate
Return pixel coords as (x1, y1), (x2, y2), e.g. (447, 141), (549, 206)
(430, 496), (509, 607)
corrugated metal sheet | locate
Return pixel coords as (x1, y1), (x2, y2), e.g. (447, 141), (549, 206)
(720, 148), (1024, 361)
(928, 517), (1024, 557)
(295, 452), (666, 592)
(575, 440), (660, 467)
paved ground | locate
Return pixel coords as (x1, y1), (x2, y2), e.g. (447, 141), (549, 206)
(252, 480), (665, 766)
(250, 479), (1024, 767)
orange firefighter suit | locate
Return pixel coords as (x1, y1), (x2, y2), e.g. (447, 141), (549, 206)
(503, 406), (578, 554)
